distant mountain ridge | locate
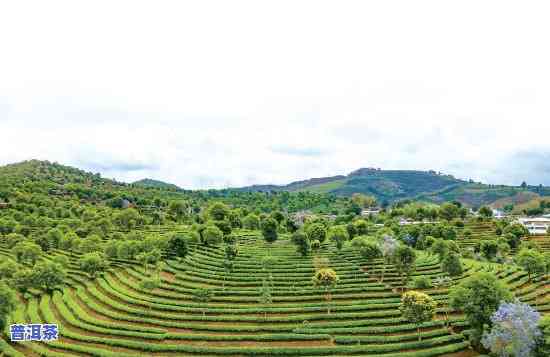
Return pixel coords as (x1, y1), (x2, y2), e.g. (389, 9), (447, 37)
(236, 168), (550, 207)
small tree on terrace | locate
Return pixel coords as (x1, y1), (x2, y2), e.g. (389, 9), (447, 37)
(136, 249), (162, 276)
(79, 252), (108, 279)
(192, 288), (213, 317)
(328, 225), (349, 251)
(202, 225), (223, 246)
(33, 261), (66, 293)
(312, 268), (339, 314)
(306, 223), (327, 243)
(481, 300), (542, 357)
(392, 245), (416, 290)
(291, 230), (311, 257)
(258, 278), (273, 320)
(478, 206), (493, 219)
(260, 217), (278, 244)
(379, 235), (398, 282)
(515, 248), (545, 282)
(400, 291), (437, 341)
(167, 233), (188, 261)
(13, 241), (42, 266)
(441, 252), (463, 277)
(261, 255), (277, 283)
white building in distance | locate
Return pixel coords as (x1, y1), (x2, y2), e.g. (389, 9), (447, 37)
(518, 217), (550, 235)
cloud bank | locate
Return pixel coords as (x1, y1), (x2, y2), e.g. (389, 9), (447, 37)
(1, 1), (550, 189)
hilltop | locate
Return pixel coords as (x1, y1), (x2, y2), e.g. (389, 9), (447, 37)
(132, 178), (181, 190)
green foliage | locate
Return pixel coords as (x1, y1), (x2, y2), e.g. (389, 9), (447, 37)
(202, 225), (223, 246)
(32, 260), (66, 293)
(242, 214), (260, 230)
(449, 272), (513, 344)
(400, 291), (437, 341)
(168, 233), (189, 259)
(515, 248), (545, 281)
(260, 217), (278, 243)
(79, 252), (108, 279)
(0, 281), (17, 331)
(327, 225), (349, 251)
(441, 252), (463, 277)
(13, 240), (42, 265)
(291, 230), (311, 257)
(306, 222), (327, 243)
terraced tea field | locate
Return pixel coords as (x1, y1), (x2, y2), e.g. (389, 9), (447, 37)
(1, 231), (548, 357)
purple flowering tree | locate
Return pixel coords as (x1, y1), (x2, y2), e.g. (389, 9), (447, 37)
(481, 300), (542, 357)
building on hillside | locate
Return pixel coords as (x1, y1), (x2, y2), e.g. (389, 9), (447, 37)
(0, 202), (9, 209)
(518, 217), (550, 235)
(361, 208), (381, 217)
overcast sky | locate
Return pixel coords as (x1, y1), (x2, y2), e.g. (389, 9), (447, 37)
(1, 1), (550, 189)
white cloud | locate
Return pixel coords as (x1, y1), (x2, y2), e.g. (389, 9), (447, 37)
(1, 1), (550, 188)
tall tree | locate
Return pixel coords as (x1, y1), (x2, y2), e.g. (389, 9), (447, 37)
(400, 291), (437, 341)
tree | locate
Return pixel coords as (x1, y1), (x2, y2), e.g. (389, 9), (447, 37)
(222, 258), (234, 289)
(312, 268), (338, 314)
(192, 288), (213, 317)
(439, 203), (459, 221)
(441, 252), (463, 277)
(430, 239), (449, 261)
(11, 268), (35, 293)
(139, 277), (160, 309)
(515, 249), (545, 282)
(328, 225), (349, 251)
(291, 230), (311, 257)
(257, 278), (272, 320)
(0, 281), (17, 332)
(480, 240), (499, 261)
(33, 261), (66, 293)
(379, 235), (398, 282)
(481, 301), (542, 357)
(392, 245), (416, 289)
(261, 255), (277, 282)
(79, 252), (108, 279)
(358, 240), (381, 262)
(353, 219), (369, 235)
(13, 241), (42, 265)
(79, 234), (103, 254)
(449, 272), (513, 346)
(202, 225), (223, 246)
(46, 228), (64, 249)
(478, 206), (493, 219)
(260, 217), (278, 244)
(0, 261), (18, 280)
(242, 214), (260, 230)
(114, 208), (141, 230)
(306, 223), (327, 243)
(167, 233), (189, 260)
(207, 202), (230, 221)
(400, 291), (437, 341)
(136, 249), (162, 275)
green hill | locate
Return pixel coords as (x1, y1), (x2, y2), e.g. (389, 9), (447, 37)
(133, 178), (180, 190)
